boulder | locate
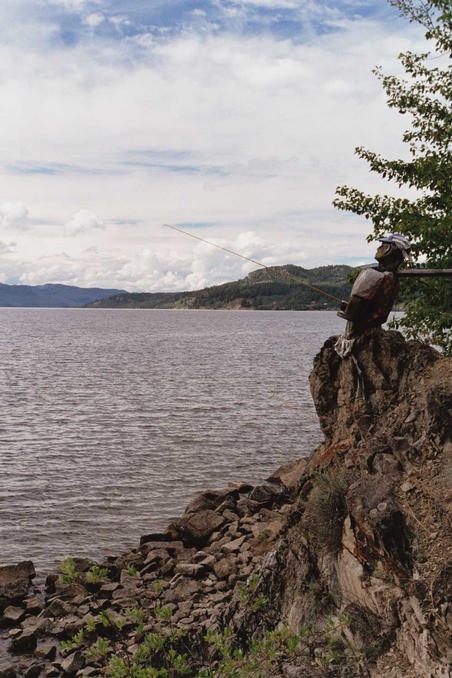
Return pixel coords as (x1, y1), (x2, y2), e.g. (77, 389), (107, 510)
(174, 563), (206, 577)
(162, 578), (202, 604)
(60, 652), (84, 675)
(99, 582), (120, 599)
(0, 665), (16, 678)
(267, 457), (308, 491)
(235, 497), (261, 516)
(213, 556), (237, 580)
(24, 664), (44, 678)
(140, 541), (183, 556)
(42, 598), (72, 618)
(54, 583), (87, 600)
(139, 532), (177, 545)
(25, 596), (44, 615)
(249, 484), (287, 506)
(8, 627), (38, 654)
(227, 482), (254, 493)
(184, 489), (239, 515)
(171, 510), (225, 546)
(222, 536), (246, 554)
(1, 605), (25, 626)
(35, 644), (57, 661)
(0, 562), (35, 610)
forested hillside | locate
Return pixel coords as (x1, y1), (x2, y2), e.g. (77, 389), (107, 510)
(86, 265), (353, 310)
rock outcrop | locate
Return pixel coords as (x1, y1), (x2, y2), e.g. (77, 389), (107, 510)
(1, 329), (450, 678)
(223, 329), (451, 677)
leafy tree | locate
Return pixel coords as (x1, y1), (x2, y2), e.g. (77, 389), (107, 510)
(334, 0), (451, 354)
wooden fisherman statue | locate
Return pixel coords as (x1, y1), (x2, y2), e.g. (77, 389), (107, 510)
(338, 233), (412, 339)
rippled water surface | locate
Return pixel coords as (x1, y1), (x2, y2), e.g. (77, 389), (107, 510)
(0, 309), (344, 574)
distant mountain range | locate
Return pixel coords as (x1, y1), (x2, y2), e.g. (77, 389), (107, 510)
(0, 283), (125, 307)
(86, 265), (354, 311)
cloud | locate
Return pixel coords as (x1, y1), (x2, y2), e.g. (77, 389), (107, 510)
(65, 210), (104, 236)
(226, 0), (305, 8)
(0, 202), (30, 230)
(109, 15), (131, 27)
(0, 0), (425, 288)
(82, 12), (105, 27)
(0, 240), (16, 255)
(0, 227), (310, 291)
(45, 0), (100, 12)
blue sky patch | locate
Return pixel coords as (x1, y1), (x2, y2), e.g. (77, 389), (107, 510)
(28, 0), (403, 52)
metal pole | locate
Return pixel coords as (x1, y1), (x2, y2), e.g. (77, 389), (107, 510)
(398, 269), (452, 277)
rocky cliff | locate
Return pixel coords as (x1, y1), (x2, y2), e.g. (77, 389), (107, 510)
(1, 329), (450, 678)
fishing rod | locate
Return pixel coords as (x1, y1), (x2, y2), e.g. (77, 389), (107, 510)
(163, 224), (343, 303)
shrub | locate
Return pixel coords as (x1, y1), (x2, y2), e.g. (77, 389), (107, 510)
(301, 473), (347, 553)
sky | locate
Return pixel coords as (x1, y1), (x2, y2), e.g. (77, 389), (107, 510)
(0, 0), (426, 292)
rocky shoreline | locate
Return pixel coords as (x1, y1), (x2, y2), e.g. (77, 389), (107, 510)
(0, 460), (307, 677)
(1, 329), (451, 678)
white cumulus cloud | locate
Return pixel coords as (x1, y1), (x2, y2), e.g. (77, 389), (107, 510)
(0, 201), (30, 230)
(82, 12), (105, 27)
(65, 210), (104, 236)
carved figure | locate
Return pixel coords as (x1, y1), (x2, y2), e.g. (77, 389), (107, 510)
(338, 233), (412, 338)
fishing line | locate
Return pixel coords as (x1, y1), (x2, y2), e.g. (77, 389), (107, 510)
(163, 224), (343, 303)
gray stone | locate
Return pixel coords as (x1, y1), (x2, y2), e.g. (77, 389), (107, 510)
(213, 556), (237, 580)
(249, 484), (286, 505)
(61, 652), (84, 675)
(222, 536), (246, 553)
(199, 555), (215, 568)
(160, 559), (175, 575)
(235, 497), (261, 517)
(76, 667), (98, 677)
(9, 627), (38, 654)
(193, 551), (209, 562)
(0, 562), (35, 608)
(208, 591), (231, 603)
(99, 582), (120, 598)
(185, 488), (239, 514)
(222, 510), (240, 522)
(35, 644), (57, 661)
(49, 614), (81, 638)
(139, 532), (175, 546)
(25, 597), (43, 615)
(143, 548), (171, 565)
(162, 578), (202, 603)
(267, 458), (308, 491)
(120, 571), (142, 587)
(2, 606), (25, 625)
(174, 563), (205, 577)
(42, 598), (71, 618)
(20, 617), (51, 640)
(209, 536), (231, 553)
(24, 664), (44, 678)
(172, 510), (225, 546)
(227, 482), (254, 493)
(55, 583), (87, 600)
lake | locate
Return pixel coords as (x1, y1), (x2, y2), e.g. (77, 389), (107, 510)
(0, 309), (345, 575)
